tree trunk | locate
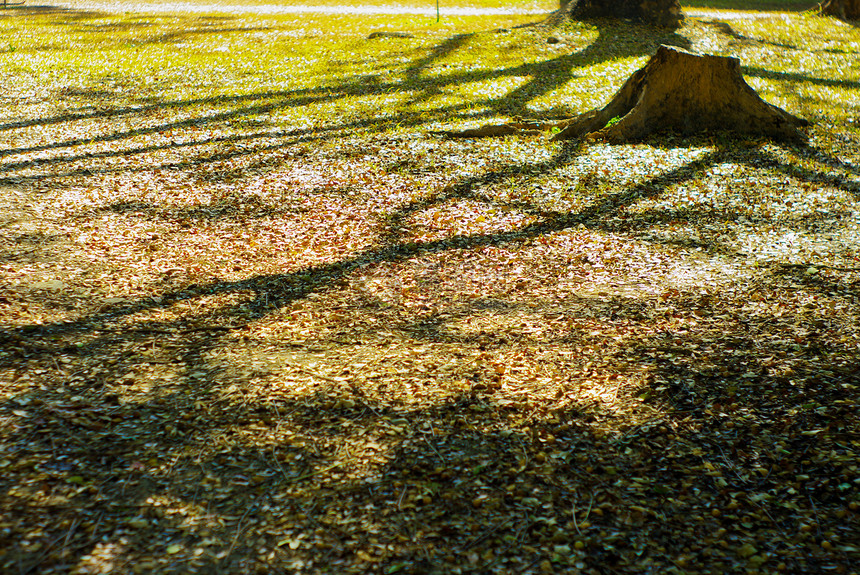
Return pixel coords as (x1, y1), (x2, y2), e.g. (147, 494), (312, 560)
(819, 0), (860, 20)
(551, 0), (683, 28)
(553, 45), (808, 144)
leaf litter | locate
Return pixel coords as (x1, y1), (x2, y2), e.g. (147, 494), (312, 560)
(1, 3), (859, 574)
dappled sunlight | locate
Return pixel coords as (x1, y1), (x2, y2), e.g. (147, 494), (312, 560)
(451, 74), (537, 102)
(737, 223), (860, 265)
(407, 199), (539, 243)
(1, 2), (860, 574)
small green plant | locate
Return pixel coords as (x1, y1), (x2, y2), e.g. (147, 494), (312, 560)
(605, 115), (622, 129)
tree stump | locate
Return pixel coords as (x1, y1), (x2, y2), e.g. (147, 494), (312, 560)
(818, 0), (860, 20)
(436, 45), (809, 144)
(551, 0), (684, 28)
(553, 45), (809, 143)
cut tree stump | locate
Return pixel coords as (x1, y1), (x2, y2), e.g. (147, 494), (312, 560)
(436, 45), (809, 144)
(554, 45), (809, 143)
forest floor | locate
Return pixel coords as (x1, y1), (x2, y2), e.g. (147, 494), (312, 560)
(0, 1), (859, 574)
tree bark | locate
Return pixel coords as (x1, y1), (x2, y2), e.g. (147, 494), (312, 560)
(553, 45), (809, 143)
(819, 0), (860, 20)
(551, 0), (683, 28)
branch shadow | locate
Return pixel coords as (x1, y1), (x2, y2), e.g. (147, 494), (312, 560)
(0, 4), (106, 19)
(0, 17), (691, 187)
(743, 65), (860, 92)
(4, 137), (859, 571)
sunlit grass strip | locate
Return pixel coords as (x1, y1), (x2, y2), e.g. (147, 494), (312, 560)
(0, 5), (856, 146)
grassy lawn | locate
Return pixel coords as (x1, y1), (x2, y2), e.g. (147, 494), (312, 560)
(1, 2), (859, 574)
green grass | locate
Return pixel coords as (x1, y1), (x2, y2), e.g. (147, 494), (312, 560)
(1, 3), (854, 136)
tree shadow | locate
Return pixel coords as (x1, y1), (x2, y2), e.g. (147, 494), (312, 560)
(0, 4), (106, 19)
(0, 17), (691, 182)
(2, 133), (854, 333)
(3, 215), (856, 571)
(1, 11), (859, 574)
(743, 66), (860, 92)
(140, 21), (273, 46)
